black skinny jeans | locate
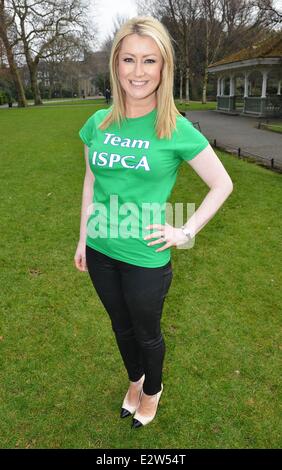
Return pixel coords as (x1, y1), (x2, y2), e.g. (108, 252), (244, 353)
(85, 245), (173, 395)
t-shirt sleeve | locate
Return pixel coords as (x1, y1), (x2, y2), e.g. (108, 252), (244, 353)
(78, 114), (96, 147)
(176, 117), (209, 161)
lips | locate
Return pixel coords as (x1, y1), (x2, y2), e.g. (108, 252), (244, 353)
(129, 80), (148, 87)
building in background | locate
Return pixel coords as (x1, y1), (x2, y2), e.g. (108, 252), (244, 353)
(208, 32), (282, 118)
(11, 49), (111, 100)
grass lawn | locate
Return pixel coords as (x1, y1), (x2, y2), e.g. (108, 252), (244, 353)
(260, 122), (282, 134)
(28, 97), (107, 107)
(175, 99), (216, 111)
(21, 97), (217, 111)
(0, 103), (281, 449)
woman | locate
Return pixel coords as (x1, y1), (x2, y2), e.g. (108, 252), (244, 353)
(74, 16), (233, 429)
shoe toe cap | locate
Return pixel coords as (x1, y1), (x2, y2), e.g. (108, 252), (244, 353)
(131, 418), (143, 428)
(120, 408), (132, 418)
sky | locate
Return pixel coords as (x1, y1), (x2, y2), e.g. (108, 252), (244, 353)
(91, 0), (138, 48)
(91, 0), (281, 48)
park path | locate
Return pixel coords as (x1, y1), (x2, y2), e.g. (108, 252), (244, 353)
(185, 110), (282, 169)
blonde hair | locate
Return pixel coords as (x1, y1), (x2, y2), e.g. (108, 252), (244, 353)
(98, 16), (182, 140)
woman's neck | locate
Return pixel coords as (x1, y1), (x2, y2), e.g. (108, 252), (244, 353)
(125, 99), (157, 118)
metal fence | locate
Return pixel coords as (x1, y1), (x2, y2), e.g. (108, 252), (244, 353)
(175, 112), (281, 173)
(209, 138), (282, 173)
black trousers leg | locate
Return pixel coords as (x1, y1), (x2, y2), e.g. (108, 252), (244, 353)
(119, 260), (173, 395)
(85, 245), (173, 394)
(86, 245), (144, 381)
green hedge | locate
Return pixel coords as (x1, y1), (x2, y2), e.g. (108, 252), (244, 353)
(0, 90), (8, 105)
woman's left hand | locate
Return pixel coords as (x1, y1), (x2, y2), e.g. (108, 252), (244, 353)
(144, 223), (189, 252)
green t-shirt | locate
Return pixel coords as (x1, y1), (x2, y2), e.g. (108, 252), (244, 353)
(79, 107), (209, 268)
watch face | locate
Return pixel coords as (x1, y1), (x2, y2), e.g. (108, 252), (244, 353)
(183, 228), (191, 239)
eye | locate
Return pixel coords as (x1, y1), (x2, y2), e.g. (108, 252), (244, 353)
(123, 58), (156, 63)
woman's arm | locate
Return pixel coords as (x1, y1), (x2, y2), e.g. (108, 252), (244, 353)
(145, 144), (233, 251)
(79, 144), (95, 244)
(181, 143), (233, 239)
(74, 145), (95, 271)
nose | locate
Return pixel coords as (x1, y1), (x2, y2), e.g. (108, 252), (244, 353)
(134, 60), (146, 78)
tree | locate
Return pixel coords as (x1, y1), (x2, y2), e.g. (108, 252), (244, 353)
(137, 0), (204, 103)
(0, 0), (27, 106)
(98, 14), (133, 94)
(250, 0), (282, 27)
(137, 0), (280, 102)
(8, 0), (96, 105)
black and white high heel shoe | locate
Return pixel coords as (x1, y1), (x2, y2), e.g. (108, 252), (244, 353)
(131, 383), (163, 428)
(120, 374), (145, 418)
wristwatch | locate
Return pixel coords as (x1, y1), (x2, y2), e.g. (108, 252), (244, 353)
(181, 225), (193, 242)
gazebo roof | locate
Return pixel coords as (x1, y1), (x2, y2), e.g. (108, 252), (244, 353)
(209, 32), (282, 68)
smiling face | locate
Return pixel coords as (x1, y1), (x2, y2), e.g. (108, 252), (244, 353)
(117, 33), (163, 107)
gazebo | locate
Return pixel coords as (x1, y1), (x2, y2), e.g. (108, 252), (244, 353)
(208, 32), (282, 118)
